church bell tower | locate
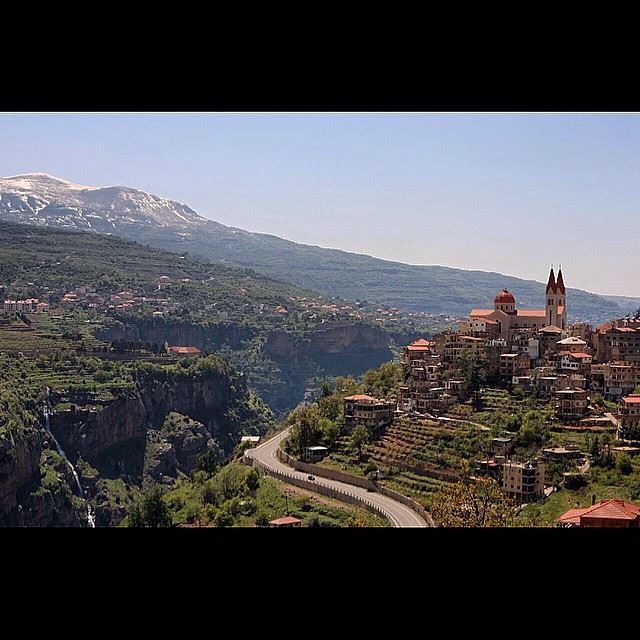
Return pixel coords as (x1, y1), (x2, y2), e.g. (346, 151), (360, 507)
(545, 266), (567, 330)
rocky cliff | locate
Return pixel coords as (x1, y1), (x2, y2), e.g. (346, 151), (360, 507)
(0, 427), (42, 519)
(96, 317), (254, 352)
(50, 364), (245, 463)
(98, 317), (393, 414)
(0, 427), (86, 527)
(0, 355), (275, 527)
(143, 412), (219, 490)
(260, 321), (393, 411)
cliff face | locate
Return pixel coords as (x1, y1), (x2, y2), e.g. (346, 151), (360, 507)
(97, 317), (254, 351)
(52, 397), (147, 461)
(143, 412), (218, 490)
(0, 427), (42, 518)
(50, 371), (241, 463)
(1, 356), (271, 527)
(264, 321), (391, 367)
(260, 322), (393, 411)
(0, 428), (85, 527)
(98, 317), (393, 414)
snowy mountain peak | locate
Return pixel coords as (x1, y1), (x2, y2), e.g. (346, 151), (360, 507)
(1, 172), (99, 192)
(0, 172), (205, 230)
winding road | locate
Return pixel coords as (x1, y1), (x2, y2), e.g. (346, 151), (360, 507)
(245, 429), (429, 528)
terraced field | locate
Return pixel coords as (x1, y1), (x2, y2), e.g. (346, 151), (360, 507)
(0, 312), (109, 355)
(365, 417), (490, 480)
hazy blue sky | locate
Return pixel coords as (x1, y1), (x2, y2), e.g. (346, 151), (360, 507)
(0, 113), (638, 296)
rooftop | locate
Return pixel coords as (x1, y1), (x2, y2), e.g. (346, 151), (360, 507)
(167, 346), (202, 354)
(539, 325), (563, 333)
(470, 309), (494, 317)
(557, 337), (587, 345)
(517, 310), (547, 317)
(269, 516), (303, 526)
(557, 500), (640, 525)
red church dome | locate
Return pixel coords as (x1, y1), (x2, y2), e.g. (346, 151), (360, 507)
(494, 288), (516, 304)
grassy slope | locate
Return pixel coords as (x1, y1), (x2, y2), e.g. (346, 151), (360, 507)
(0, 220), (307, 306)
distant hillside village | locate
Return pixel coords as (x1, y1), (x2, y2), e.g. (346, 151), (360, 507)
(1, 274), (451, 335)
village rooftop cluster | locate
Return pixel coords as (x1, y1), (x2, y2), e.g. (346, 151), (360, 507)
(324, 268), (640, 526)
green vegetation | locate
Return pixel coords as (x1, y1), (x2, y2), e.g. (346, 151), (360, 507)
(133, 460), (388, 527)
(282, 363), (404, 458)
(127, 486), (172, 528)
(430, 477), (516, 527)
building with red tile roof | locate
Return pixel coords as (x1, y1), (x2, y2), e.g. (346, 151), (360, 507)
(269, 516), (303, 528)
(467, 267), (568, 342)
(557, 499), (640, 528)
(167, 346), (202, 356)
(344, 394), (395, 432)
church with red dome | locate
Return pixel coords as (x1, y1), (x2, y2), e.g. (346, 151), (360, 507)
(467, 267), (567, 341)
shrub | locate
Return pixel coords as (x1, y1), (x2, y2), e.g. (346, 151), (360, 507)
(616, 453), (633, 476)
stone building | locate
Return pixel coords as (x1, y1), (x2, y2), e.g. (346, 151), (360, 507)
(618, 394), (640, 440)
(502, 460), (545, 503)
(467, 267), (567, 342)
(594, 324), (640, 365)
(555, 388), (588, 421)
(344, 394), (395, 433)
(590, 362), (640, 400)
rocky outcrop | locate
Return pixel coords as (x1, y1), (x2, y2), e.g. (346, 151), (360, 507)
(96, 317), (254, 351)
(260, 321), (393, 412)
(143, 412), (219, 489)
(49, 367), (243, 462)
(264, 321), (391, 370)
(0, 433), (86, 527)
(52, 396), (147, 462)
(0, 427), (42, 519)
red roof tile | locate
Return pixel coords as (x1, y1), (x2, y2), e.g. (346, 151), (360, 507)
(557, 500), (640, 524)
(470, 309), (494, 317)
(167, 346), (202, 354)
(517, 310), (547, 317)
(580, 500), (640, 521)
(557, 508), (585, 525)
(269, 516), (303, 526)
(494, 289), (516, 304)
(622, 395), (640, 404)
(540, 325), (563, 333)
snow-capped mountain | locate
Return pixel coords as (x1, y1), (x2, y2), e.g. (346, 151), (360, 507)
(0, 173), (204, 231)
(0, 172), (633, 322)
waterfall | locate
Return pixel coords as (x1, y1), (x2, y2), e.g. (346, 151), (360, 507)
(43, 404), (95, 528)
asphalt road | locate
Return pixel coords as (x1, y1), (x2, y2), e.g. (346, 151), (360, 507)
(246, 428), (429, 528)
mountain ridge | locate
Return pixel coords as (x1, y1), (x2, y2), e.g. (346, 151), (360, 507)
(0, 172), (633, 324)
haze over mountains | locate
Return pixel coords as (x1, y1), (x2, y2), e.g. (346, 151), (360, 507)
(0, 173), (637, 323)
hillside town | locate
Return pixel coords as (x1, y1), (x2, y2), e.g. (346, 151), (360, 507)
(318, 267), (640, 526)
